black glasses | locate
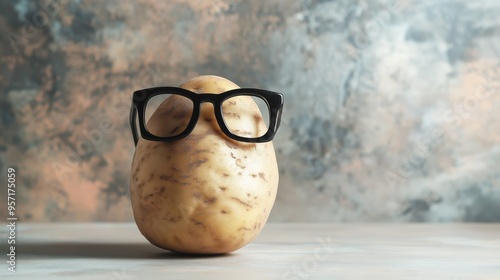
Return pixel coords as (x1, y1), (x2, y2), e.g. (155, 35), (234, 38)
(130, 87), (284, 145)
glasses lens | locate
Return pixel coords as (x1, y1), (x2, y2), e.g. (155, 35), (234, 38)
(145, 93), (193, 138)
(222, 95), (270, 138)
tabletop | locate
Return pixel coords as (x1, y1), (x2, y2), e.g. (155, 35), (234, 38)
(1, 223), (499, 279)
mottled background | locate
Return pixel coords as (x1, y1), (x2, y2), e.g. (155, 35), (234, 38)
(1, 0), (499, 222)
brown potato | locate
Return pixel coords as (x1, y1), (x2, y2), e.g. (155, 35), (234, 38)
(130, 75), (279, 254)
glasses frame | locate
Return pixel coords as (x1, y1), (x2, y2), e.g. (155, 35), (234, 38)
(130, 87), (284, 146)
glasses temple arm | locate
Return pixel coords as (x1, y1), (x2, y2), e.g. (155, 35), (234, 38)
(130, 104), (139, 146)
(275, 106), (283, 131)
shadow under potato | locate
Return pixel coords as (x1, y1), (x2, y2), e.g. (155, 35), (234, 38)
(19, 242), (233, 259)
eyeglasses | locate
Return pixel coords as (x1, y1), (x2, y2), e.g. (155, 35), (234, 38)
(130, 87), (284, 146)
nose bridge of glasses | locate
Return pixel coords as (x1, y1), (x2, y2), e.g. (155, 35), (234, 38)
(189, 99), (229, 140)
(196, 93), (221, 104)
(197, 96), (219, 123)
(194, 93), (224, 119)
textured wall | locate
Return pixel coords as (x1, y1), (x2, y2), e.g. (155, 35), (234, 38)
(1, 0), (499, 222)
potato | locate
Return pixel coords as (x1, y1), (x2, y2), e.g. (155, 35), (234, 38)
(130, 75), (279, 254)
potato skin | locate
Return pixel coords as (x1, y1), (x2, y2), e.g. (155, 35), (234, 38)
(130, 75), (279, 254)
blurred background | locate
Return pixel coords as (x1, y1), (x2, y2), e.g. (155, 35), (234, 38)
(1, 0), (499, 222)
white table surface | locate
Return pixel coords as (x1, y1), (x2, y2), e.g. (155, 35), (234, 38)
(1, 223), (499, 279)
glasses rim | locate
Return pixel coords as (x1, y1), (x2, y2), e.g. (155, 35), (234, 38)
(130, 87), (284, 146)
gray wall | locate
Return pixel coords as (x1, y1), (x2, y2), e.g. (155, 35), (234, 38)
(1, 0), (499, 222)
